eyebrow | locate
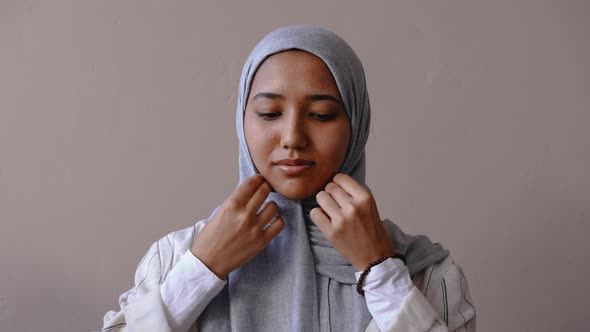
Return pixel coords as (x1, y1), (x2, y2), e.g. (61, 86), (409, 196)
(251, 92), (284, 101)
(251, 92), (342, 103)
(307, 94), (342, 103)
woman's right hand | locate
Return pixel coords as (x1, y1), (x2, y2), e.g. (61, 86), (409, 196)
(191, 174), (284, 280)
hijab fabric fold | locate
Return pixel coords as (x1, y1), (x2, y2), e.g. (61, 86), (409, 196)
(197, 25), (449, 332)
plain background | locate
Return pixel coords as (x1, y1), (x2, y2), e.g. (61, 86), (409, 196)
(1, 1), (589, 331)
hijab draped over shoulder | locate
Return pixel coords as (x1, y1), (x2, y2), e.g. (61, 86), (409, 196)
(197, 25), (449, 332)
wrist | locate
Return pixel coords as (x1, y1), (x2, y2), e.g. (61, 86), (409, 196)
(190, 248), (228, 280)
(354, 249), (395, 271)
(356, 253), (407, 296)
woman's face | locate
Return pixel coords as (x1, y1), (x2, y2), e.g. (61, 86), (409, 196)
(244, 50), (351, 201)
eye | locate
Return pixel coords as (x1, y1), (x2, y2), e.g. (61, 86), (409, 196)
(310, 113), (336, 121)
(256, 112), (281, 120)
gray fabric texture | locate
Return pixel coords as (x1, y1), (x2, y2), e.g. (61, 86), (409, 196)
(197, 25), (449, 331)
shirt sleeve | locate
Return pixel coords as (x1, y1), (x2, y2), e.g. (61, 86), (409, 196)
(160, 250), (227, 332)
(99, 241), (226, 332)
(355, 258), (414, 331)
(100, 241), (171, 332)
(372, 257), (477, 332)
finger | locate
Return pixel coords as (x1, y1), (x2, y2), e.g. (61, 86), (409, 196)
(256, 200), (278, 226)
(228, 174), (265, 207)
(324, 182), (353, 207)
(246, 180), (272, 212)
(332, 173), (370, 200)
(309, 207), (332, 235)
(262, 215), (284, 241)
(316, 190), (342, 218)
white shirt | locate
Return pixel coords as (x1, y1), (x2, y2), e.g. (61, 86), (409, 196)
(160, 250), (413, 332)
(99, 220), (476, 332)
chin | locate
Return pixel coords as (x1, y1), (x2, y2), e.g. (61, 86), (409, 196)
(274, 185), (316, 201)
(278, 190), (310, 201)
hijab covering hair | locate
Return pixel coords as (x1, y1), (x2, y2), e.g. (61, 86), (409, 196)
(197, 25), (449, 332)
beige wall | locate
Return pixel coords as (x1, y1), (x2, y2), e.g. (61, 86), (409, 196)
(1, 1), (589, 331)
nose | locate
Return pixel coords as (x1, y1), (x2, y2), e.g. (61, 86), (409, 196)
(280, 110), (307, 150)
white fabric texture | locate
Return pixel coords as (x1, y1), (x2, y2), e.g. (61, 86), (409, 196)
(99, 220), (476, 332)
(354, 258), (414, 331)
(160, 251), (226, 332)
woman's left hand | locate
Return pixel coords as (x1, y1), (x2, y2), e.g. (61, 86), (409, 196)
(310, 173), (394, 271)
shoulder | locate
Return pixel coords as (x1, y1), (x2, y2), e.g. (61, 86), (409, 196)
(115, 218), (209, 309)
(155, 218), (209, 250)
(411, 255), (456, 297)
(151, 218), (209, 280)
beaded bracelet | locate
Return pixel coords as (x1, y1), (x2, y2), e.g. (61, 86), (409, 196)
(356, 253), (407, 296)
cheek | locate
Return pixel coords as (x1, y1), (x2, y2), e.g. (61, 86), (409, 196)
(244, 116), (259, 158)
(329, 142), (348, 169)
(245, 120), (274, 163)
(318, 126), (350, 168)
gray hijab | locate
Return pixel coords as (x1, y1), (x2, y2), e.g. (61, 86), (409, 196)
(197, 25), (449, 332)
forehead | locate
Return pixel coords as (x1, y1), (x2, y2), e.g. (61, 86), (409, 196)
(249, 50), (340, 95)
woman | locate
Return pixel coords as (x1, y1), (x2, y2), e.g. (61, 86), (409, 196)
(100, 25), (476, 332)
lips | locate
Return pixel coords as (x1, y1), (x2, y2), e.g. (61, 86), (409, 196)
(274, 158), (314, 176)
(275, 158), (314, 166)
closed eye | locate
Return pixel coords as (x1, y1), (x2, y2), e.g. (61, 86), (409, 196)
(310, 113), (336, 121)
(255, 112), (337, 121)
(256, 112), (280, 120)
